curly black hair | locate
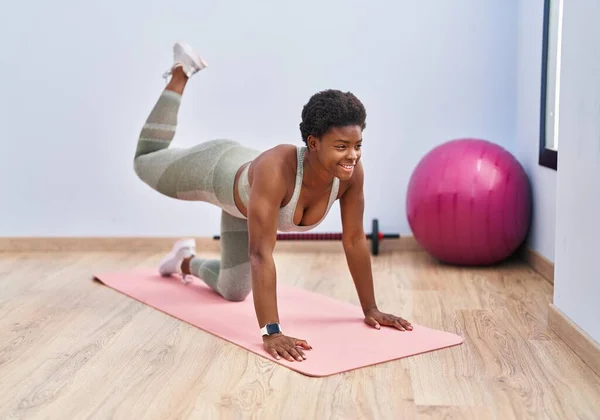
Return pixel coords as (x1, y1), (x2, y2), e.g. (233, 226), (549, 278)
(299, 89), (367, 145)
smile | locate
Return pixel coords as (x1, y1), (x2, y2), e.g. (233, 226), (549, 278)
(339, 164), (354, 171)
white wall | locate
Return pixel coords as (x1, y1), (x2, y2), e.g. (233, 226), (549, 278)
(0, 0), (517, 237)
(552, 1), (600, 343)
(515, 0), (558, 262)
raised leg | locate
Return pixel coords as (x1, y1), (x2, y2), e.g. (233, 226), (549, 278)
(133, 42), (208, 197)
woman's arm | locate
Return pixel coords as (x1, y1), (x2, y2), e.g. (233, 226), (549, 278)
(247, 160), (312, 361)
(339, 162), (378, 313)
(247, 161), (286, 329)
(340, 162), (413, 331)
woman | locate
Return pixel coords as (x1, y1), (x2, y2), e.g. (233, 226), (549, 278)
(134, 42), (412, 363)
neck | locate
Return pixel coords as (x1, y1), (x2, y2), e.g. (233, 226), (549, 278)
(302, 147), (335, 189)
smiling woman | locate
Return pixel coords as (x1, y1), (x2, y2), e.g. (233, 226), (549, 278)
(132, 41), (413, 364)
(305, 125), (363, 181)
(299, 89), (366, 181)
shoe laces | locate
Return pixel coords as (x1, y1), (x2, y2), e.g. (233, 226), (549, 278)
(162, 63), (184, 83)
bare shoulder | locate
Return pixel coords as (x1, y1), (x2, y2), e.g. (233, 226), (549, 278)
(254, 144), (296, 168)
(248, 144), (297, 198)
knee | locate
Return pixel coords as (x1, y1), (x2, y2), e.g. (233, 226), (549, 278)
(133, 157), (161, 192)
(220, 285), (251, 302)
(133, 159), (151, 190)
(133, 157), (143, 179)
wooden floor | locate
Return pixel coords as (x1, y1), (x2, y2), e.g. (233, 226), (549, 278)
(0, 248), (599, 419)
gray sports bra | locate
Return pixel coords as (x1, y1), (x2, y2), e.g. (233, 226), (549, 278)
(237, 146), (340, 232)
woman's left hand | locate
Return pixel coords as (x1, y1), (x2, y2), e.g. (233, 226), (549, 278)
(364, 308), (413, 331)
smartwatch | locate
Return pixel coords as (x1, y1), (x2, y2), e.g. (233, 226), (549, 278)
(261, 323), (282, 337)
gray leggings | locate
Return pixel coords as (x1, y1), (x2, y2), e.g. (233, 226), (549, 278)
(134, 89), (260, 301)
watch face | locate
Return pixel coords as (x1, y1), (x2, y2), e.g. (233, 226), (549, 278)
(266, 324), (281, 335)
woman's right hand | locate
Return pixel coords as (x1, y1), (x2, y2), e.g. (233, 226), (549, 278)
(263, 334), (312, 362)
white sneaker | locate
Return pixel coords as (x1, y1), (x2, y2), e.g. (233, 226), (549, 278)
(158, 238), (196, 284)
(163, 41), (208, 81)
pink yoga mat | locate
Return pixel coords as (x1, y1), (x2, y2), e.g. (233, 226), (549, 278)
(94, 269), (463, 377)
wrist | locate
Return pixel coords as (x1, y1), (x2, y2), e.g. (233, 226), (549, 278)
(262, 332), (282, 341)
(260, 322), (282, 338)
(363, 305), (379, 315)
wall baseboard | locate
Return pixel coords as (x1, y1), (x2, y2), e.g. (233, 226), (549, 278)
(0, 236), (422, 253)
(518, 246), (554, 284)
(548, 303), (600, 378)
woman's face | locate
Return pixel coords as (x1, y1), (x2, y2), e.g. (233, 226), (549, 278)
(307, 125), (363, 181)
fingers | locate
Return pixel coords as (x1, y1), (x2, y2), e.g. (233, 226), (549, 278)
(365, 317), (381, 330)
(393, 319), (406, 331)
(288, 346), (306, 361)
(276, 345), (305, 362)
(381, 316), (406, 331)
(367, 315), (413, 331)
(268, 348), (281, 360)
(295, 339), (313, 350)
(392, 317), (413, 331)
(265, 337), (311, 362)
(279, 348), (296, 362)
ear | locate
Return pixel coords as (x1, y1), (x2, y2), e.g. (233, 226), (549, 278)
(307, 135), (319, 151)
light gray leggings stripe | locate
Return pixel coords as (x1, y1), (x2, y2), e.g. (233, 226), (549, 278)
(133, 89), (254, 302)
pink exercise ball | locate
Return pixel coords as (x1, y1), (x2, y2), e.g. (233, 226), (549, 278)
(406, 138), (531, 265)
